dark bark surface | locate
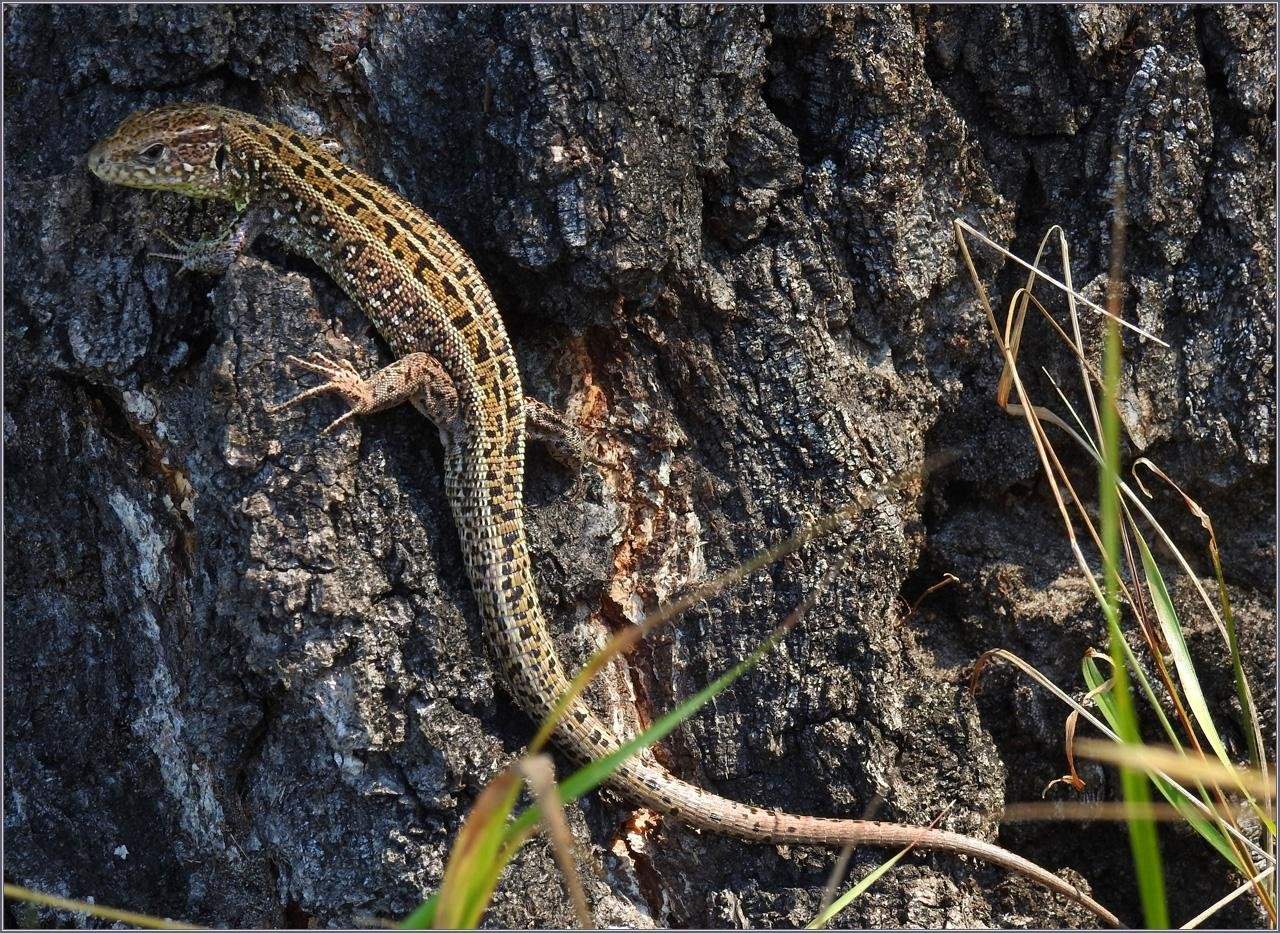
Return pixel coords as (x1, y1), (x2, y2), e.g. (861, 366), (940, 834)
(4, 5), (1274, 929)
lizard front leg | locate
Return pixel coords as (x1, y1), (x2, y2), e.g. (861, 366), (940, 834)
(150, 207), (269, 276)
(270, 351), (460, 436)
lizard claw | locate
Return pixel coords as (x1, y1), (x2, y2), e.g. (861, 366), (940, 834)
(320, 409), (361, 435)
(148, 230), (196, 276)
(283, 353), (361, 381)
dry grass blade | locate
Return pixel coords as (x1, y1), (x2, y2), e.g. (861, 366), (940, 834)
(517, 755), (591, 928)
(957, 227), (1130, 623)
(973, 648), (1272, 863)
(1051, 669), (1125, 796)
(1075, 738), (1275, 805)
(1041, 707), (1087, 794)
(905, 573), (958, 619)
(953, 218), (1167, 345)
(1003, 800), (1252, 823)
(1181, 866), (1278, 929)
(2, 883), (203, 930)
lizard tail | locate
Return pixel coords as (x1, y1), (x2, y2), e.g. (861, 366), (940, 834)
(605, 755), (1122, 927)
(461, 501), (1119, 926)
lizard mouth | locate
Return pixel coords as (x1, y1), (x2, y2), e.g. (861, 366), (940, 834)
(86, 143), (110, 179)
(85, 143), (142, 186)
(86, 142), (174, 189)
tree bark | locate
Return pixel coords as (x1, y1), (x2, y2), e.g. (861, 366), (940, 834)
(5, 5), (1274, 928)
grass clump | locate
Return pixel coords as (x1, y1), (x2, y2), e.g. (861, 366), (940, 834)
(955, 195), (1275, 929)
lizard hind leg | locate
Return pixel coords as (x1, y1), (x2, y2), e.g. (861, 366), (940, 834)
(270, 351), (459, 435)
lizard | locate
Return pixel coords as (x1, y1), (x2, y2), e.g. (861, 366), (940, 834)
(87, 103), (1120, 927)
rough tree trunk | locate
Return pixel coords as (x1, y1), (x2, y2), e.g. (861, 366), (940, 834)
(4, 5), (1274, 929)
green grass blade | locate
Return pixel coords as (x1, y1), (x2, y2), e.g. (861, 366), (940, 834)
(1108, 613), (1183, 751)
(511, 617), (796, 842)
(1080, 655), (1244, 870)
(428, 768), (523, 929)
(1213, 552), (1270, 819)
(804, 846), (914, 929)
(1134, 535), (1235, 776)
(1133, 457), (1271, 822)
(1152, 775), (1247, 870)
(1082, 654), (1118, 725)
(1098, 178), (1168, 928)
(399, 895), (437, 930)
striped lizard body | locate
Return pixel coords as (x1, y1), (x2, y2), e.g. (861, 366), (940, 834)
(88, 104), (1118, 927)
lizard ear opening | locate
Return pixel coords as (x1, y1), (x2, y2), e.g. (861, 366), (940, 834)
(214, 145), (229, 175)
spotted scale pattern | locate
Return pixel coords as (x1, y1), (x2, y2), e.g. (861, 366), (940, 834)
(84, 104), (1118, 926)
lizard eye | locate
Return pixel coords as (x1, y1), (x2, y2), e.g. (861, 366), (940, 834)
(139, 143), (166, 162)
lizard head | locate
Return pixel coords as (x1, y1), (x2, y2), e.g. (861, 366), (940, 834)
(87, 103), (251, 201)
